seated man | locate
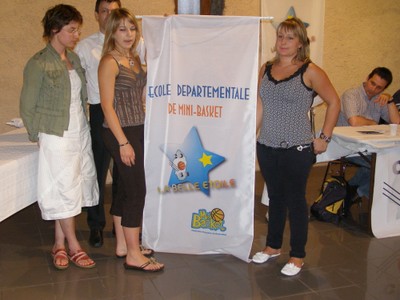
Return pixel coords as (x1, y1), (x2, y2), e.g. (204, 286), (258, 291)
(337, 67), (400, 204)
(393, 89), (400, 111)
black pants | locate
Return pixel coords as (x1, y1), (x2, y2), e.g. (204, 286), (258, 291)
(102, 125), (146, 228)
(257, 142), (315, 258)
(86, 104), (112, 230)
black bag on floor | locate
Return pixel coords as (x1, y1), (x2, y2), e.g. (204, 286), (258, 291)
(310, 176), (347, 224)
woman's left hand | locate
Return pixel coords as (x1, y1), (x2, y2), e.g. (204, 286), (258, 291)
(312, 138), (328, 155)
(120, 144), (135, 166)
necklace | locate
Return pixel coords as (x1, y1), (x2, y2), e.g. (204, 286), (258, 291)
(115, 48), (135, 67)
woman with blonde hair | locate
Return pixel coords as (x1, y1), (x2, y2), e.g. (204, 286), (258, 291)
(253, 17), (340, 276)
(98, 8), (164, 272)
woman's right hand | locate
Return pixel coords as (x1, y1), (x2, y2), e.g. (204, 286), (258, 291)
(120, 143), (135, 166)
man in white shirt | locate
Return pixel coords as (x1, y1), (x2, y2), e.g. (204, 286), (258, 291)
(75, 0), (121, 248)
(75, 0), (153, 255)
(76, 0), (145, 247)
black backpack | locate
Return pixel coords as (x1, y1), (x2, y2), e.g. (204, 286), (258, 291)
(310, 176), (347, 224)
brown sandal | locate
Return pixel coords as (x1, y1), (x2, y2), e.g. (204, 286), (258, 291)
(51, 248), (69, 270)
(124, 258), (164, 272)
(68, 250), (96, 269)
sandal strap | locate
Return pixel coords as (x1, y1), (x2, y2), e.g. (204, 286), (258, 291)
(68, 250), (95, 269)
(139, 261), (151, 269)
(52, 248), (67, 258)
(52, 248), (69, 269)
(69, 250), (89, 262)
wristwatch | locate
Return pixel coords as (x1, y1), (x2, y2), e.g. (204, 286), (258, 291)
(319, 132), (331, 143)
(387, 99), (395, 104)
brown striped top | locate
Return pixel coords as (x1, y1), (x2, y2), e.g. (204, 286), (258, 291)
(104, 58), (146, 128)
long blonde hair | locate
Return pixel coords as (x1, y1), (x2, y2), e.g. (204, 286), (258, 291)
(270, 17), (311, 64)
(102, 8), (140, 57)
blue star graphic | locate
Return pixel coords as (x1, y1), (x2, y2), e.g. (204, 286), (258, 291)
(272, 6), (309, 28)
(161, 127), (225, 196)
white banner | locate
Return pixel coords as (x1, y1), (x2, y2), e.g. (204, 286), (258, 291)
(142, 15), (259, 262)
(371, 149), (400, 238)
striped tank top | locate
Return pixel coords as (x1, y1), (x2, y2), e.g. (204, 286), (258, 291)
(104, 57), (146, 128)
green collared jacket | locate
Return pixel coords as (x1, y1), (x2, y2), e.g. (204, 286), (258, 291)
(20, 43), (88, 142)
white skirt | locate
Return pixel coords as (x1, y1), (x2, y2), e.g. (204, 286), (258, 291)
(37, 129), (99, 220)
(37, 70), (99, 220)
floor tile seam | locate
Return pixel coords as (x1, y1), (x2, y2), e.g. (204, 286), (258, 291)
(0, 262), (50, 273)
(300, 279), (359, 294)
(377, 266), (400, 280)
(378, 240), (400, 251)
(382, 268), (400, 280)
(270, 289), (319, 299)
(258, 289), (274, 300)
(300, 264), (352, 275)
(98, 278), (158, 298)
(368, 255), (400, 272)
(0, 282), (55, 291)
(314, 285), (372, 297)
(358, 282), (391, 300)
(36, 221), (50, 246)
(48, 273), (102, 285)
(333, 271), (367, 286)
(332, 268), (362, 285)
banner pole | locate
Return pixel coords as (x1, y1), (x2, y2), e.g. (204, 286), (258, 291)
(137, 15), (274, 21)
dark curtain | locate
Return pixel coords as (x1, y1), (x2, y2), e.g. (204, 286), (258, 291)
(175, 0), (225, 15)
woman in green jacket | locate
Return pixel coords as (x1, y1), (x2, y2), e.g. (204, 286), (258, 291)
(20, 4), (99, 270)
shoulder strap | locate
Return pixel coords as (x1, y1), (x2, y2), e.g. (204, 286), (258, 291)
(263, 62), (272, 77)
(109, 55), (120, 66)
(300, 61), (312, 74)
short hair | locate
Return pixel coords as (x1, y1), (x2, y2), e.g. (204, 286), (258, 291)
(42, 4), (82, 41)
(102, 8), (140, 57)
(368, 67), (393, 89)
(95, 0), (122, 12)
(271, 17), (311, 64)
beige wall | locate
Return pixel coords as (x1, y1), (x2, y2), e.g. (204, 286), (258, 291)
(318, 0), (400, 130)
(1, 0), (399, 134)
(324, 0), (400, 95)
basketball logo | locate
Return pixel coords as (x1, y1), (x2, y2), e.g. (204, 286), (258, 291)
(210, 208), (224, 222)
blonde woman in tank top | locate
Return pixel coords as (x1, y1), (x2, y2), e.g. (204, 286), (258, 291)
(253, 17), (340, 276)
(98, 8), (164, 272)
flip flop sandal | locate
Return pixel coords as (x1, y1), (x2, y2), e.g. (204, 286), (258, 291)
(68, 250), (96, 269)
(123, 259), (164, 272)
(51, 248), (69, 270)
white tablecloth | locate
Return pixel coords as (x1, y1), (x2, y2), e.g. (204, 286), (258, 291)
(317, 124), (400, 163)
(261, 125), (400, 238)
(0, 128), (38, 222)
(317, 125), (400, 238)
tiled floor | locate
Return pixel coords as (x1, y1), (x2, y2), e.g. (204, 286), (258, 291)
(0, 166), (399, 300)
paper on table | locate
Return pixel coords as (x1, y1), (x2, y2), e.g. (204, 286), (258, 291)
(6, 118), (24, 128)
